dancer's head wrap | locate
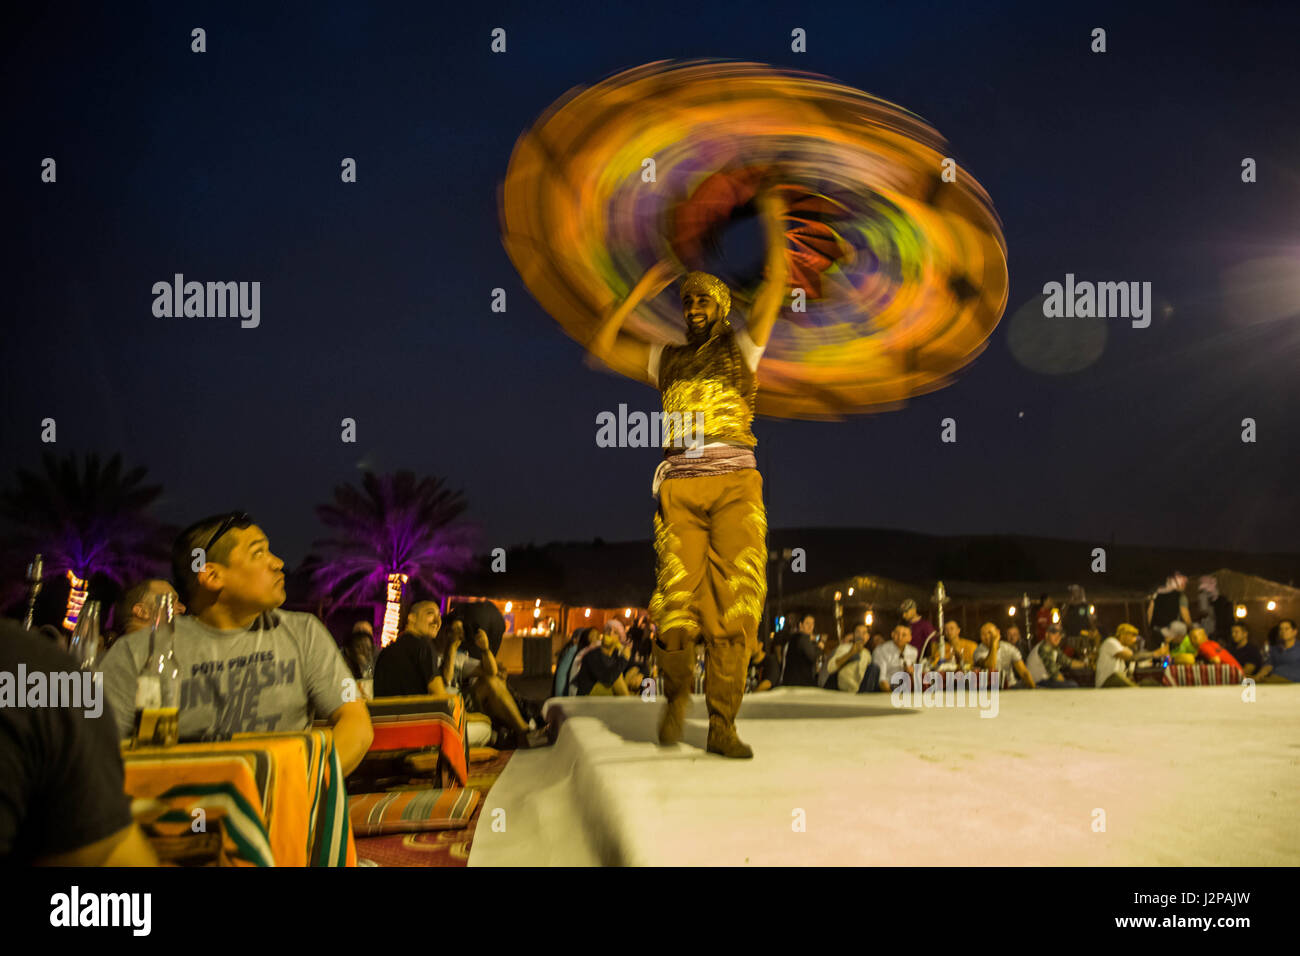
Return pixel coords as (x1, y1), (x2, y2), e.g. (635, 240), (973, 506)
(680, 271), (731, 320)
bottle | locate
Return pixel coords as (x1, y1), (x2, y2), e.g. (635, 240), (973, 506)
(133, 593), (180, 746)
(68, 599), (103, 670)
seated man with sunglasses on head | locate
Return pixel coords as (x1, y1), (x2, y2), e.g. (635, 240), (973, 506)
(100, 513), (373, 774)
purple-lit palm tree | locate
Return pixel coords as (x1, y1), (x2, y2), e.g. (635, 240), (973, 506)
(0, 453), (172, 629)
(309, 471), (479, 646)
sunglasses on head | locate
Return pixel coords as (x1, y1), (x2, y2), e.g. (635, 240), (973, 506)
(204, 511), (252, 557)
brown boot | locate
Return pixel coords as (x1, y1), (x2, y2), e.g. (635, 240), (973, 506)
(704, 640), (753, 758)
(655, 645), (696, 746)
(706, 715), (753, 759)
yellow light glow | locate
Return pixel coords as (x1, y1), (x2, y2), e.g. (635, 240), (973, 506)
(865, 611), (873, 626)
(1267, 600), (1277, 611)
(535, 598), (541, 607)
(62, 570), (88, 631)
(847, 587), (854, 596)
(625, 608), (631, 617)
(584, 608), (591, 617)
(1051, 609), (1060, 624)
(1235, 605), (1247, 618)
(533, 607), (541, 618)
(380, 572), (409, 647)
(1088, 604), (1095, 615)
(1007, 606), (1016, 617)
(504, 601), (513, 613)
(834, 591), (842, 601)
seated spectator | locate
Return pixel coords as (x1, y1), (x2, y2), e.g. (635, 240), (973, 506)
(868, 625), (918, 693)
(100, 512), (373, 774)
(342, 621), (376, 682)
(781, 613), (822, 688)
(554, 628), (589, 698)
(824, 623), (877, 692)
(900, 599), (935, 654)
(569, 621), (618, 695)
(0, 619), (159, 865)
(928, 620), (978, 670)
(110, 579), (186, 652)
(1265, 619), (1300, 682)
(374, 601), (441, 697)
(444, 602), (544, 747)
(1025, 623), (1086, 687)
(1186, 626), (1240, 669)
(1227, 624), (1272, 679)
(1094, 623), (1166, 688)
(747, 635), (781, 692)
(973, 622), (1035, 688)
(574, 629), (643, 696)
(1162, 621), (1197, 664)
(1003, 624), (1024, 653)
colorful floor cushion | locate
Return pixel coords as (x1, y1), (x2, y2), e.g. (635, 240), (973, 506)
(349, 788), (480, 835)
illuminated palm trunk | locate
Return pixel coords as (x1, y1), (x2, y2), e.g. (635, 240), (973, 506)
(380, 572), (408, 647)
(63, 569), (88, 631)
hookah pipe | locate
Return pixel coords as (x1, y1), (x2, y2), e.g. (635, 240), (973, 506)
(23, 554), (44, 630)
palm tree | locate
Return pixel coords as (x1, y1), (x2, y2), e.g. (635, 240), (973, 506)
(0, 452), (172, 629)
(308, 471), (479, 646)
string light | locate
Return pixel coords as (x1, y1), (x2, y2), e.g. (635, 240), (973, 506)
(504, 601), (513, 613)
(1235, 605), (1247, 619)
(1007, 605), (1016, 617)
(1267, 600), (1277, 611)
(585, 608), (591, 617)
(847, 587), (854, 597)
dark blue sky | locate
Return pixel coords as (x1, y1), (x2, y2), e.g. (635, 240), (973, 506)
(4, 0), (1298, 567)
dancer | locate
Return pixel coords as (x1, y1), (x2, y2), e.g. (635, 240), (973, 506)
(589, 187), (790, 757)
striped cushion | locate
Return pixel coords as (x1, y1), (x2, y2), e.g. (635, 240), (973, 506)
(349, 788), (480, 835)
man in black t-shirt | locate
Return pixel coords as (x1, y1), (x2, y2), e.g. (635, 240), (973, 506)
(373, 601), (440, 697)
(574, 630), (641, 695)
(781, 613), (822, 688)
(1228, 623), (1272, 679)
(0, 619), (157, 865)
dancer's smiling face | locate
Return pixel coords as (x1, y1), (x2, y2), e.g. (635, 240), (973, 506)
(682, 292), (721, 337)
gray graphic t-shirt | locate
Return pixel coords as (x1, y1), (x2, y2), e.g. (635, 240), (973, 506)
(101, 610), (354, 741)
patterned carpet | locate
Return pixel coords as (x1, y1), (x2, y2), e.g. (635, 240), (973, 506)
(355, 748), (515, 867)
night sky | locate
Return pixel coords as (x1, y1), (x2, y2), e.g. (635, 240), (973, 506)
(4, 0), (1298, 569)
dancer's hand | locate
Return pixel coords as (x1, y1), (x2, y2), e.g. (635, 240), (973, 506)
(640, 258), (681, 296)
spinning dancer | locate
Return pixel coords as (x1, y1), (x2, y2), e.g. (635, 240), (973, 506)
(589, 188), (790, 758)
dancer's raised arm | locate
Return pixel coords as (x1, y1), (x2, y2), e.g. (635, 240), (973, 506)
(588, 259), (679, 383)
(746, 190), (790, 349)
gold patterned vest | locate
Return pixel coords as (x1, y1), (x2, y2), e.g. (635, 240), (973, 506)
(658, 322), (758, 449)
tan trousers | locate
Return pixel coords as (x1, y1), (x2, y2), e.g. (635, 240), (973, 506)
(650, 469), (767, 735)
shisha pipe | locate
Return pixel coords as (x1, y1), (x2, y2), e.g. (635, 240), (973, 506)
(23, 554), (44, 630)
(933, 580), (950, 663)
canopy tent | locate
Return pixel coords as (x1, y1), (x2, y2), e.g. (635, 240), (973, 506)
(1204, 569), (1300, 604)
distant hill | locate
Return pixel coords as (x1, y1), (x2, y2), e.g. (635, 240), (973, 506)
(452, 528), (1300, 606)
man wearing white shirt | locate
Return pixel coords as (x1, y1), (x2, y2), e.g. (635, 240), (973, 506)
(973, 622), (1035, 688)
(1095, 623), (1166, 687)
(826, 624), (875, 692)
(871, 625), (919, 692)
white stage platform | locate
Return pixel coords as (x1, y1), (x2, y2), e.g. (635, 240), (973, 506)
(467, 685), (1300, 866)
